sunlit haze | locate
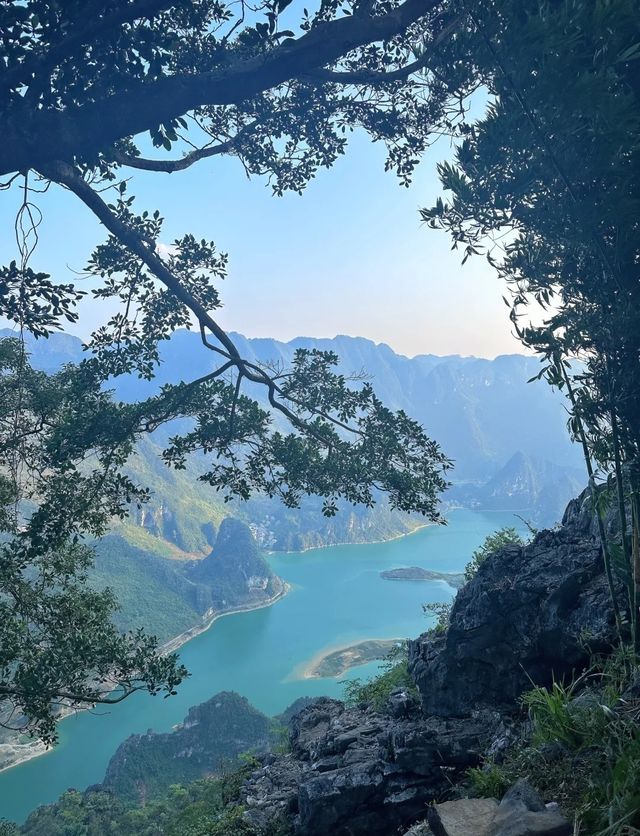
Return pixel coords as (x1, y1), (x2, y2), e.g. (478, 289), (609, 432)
(0, 131), (521, 359)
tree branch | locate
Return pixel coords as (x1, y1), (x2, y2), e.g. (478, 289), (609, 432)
(307, 55), (430, 85)
(37, 160), (340, 439)
(306, 14), (461, 85)
(111, 121), (258, 172)
(2, 0), (444, 176)
(140, 361), (236, 432)
(0, 683), (144, 705)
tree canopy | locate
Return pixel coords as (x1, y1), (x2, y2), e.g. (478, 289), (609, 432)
(422, 0), (640, 645)
(0, 0), (465, 740)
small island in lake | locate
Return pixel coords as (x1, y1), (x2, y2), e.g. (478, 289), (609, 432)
(380, 567), (465, 589)
(302, 638), (402, 679)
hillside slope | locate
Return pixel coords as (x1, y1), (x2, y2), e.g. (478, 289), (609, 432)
(10, 328), (583, 548)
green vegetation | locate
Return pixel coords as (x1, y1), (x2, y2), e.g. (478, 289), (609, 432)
(87, 518), (285, 652)
(0, 2), (638, 811)
(269, 723), (292, 756)
(21, 759), (269, 836)
(90, 536), (200, 642)
(102, 693), (273, 806)
(0, 341), (187, 744)
(1, 0), (461, 742)
(467, 652), (640, 833)
(423, 601), (452, 636)
(466, 762), (510, 801)
(119, 437), (425, 557)
(342, 643), (417, 711)
(20, 754), (295, 836)
(464, 528), (524, 583)
(422, 527), (525, 635)
(521, 679), (605, 751)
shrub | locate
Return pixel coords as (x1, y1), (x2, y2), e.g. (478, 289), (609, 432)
(269, 722), (291, 754)
(220, 754), (260, 805)
(342, 642), (417, 710)
(522, 677), (616, 752)
(423, 601), (452, 635)
(205, 806), (257, 836)
(464, 527), (524, 582)
(480, 661), (640, 834)
(467, 762), (510, 799)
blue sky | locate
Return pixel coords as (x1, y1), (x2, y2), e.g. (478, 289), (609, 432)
(0, 129), (521, 358)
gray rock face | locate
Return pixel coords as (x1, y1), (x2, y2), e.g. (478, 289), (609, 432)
(409, 491), (619, 717)
(242, 698), (498, 836)
(241, 753), (302, 832)
(427, 798), (499, 836)
(406, 783), (570, 836)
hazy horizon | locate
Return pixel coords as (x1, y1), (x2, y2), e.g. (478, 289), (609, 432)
(2, 323), (529, 363)
(0, 129), (524, 359)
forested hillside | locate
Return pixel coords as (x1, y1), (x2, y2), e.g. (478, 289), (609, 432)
(11, 328), (583, 546)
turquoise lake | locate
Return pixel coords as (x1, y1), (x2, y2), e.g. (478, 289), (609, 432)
(0, 509), (526, 824)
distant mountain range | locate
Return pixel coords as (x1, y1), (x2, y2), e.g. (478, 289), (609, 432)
(9, 327), (584, 526)
(68, 329), (581, 482)
(449, 451), (585, 528)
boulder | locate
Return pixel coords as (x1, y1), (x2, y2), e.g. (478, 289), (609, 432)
(427, 798), (499, 836)
(487, 780), (571, 836)
(388, 686), (420, 718)
(242, 752), (303, 832)
(242, 699), (495, 835)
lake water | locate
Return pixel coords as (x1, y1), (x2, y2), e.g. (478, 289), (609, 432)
(0, 509), (526, 824)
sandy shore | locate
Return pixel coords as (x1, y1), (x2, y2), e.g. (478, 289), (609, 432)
(0, 698), (78, 774)
(160, 581), (290, 654)
(296, 637), (403, 680)
(0, 739), (48, 773)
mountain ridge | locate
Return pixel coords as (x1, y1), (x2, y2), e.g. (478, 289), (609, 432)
(5, 327), (581, 480)
(2, 328), (584, 553)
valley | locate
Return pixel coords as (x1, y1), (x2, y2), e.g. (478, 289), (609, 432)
(0, 509), (527, 823)
(0, 329), (583, 824)
(2, 12), (634, 831)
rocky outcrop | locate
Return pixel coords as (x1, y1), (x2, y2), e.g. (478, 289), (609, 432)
(240, 490), (618, 835)
(406, 782), (570, 836)
(427, 798), (499, 836)
(241, 697), (503, 835)
(187, 518), (285, 612)
(487, 780), (571, 836)
(409, 490), (618, 717)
